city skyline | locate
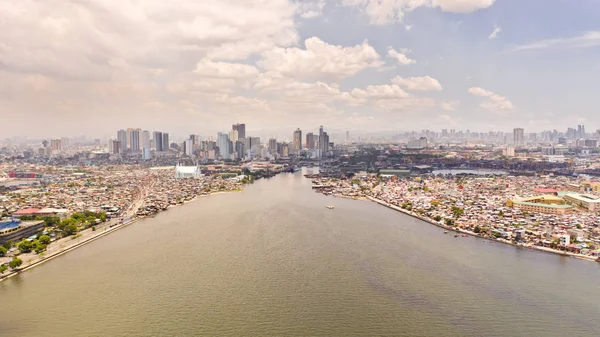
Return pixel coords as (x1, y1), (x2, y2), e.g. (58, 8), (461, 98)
(2, 1), (600, 137)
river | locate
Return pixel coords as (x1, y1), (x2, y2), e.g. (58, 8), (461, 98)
(1, 169), (599, 336)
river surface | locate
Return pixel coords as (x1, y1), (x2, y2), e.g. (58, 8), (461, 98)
(1, 170), (599, 336)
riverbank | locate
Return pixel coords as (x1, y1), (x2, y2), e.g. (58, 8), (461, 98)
(366, 196), (598, 263)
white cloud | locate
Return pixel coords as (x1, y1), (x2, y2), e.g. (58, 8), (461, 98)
(511, 31), (600, 51)
(349, 84), (411, 100)
(194, 59), (260, 79)
(258, 37), (383, 79)
(342, 0), (495, 24)
(391, 76), (443, 91)
(468, 87), (514, 111)
(388, 48), (416, 65)
(405, 24), (413, 31)
(488, 25), (501, 39)
(0, 0), (298, 79)
(441, 100), (460, 111)
(297, 0), (326, 18)
(434, 0), (496, 13)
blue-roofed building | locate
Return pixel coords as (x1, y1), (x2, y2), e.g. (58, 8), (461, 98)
(0, 219), (45, 244)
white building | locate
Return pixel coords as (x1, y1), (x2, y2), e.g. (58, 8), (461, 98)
(175, 163), (203, 179)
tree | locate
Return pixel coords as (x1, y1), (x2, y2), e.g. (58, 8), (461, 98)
(474, 225), (481, 234)
(18, 239), (34, 253)
(63, 223), (78, 236)
(0, 246), (6, 257)
(451, 206), (464, 219)
(34, 241), (47, 254)
(0, 264), (7, 274)
(9, 257), (22, 270)
(433, 215), (442, 221)
(3, 241), (13, 250)
(445, 218), (454, 226)
(38, 235), (51, 245)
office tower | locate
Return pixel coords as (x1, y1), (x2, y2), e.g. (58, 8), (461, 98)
(235, 140), (245, 159)
(153, 131), (163, 151)
(241, 137), (250, 155)
(183, 139), (193, 157)
(293, 128), (302, 152)
(117, 129), (128, 152)
(346, 131), (349, 142)
(306, 133), (314, 150)
(318, 125), (324, 155)
(112, 140), (121, 154)
(229, 129), (239, 144)
(513, 128), (524, 147)
(50, 139), (62, 152)
(321, 132), (329, 155)
(268, 138), (277, 153)
(162, 133), (169, 151)
(128, 128), (141, 152)
(217, 132), (230, 158)
(232, 123), (246, 139)
(190, 134), (200, 146)
(142, 130), (150, 149)
(282, 143), (289, 157)
(250, 137), (261, 152)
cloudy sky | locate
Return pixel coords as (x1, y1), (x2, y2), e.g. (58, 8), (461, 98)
(2, 0), (600, 139)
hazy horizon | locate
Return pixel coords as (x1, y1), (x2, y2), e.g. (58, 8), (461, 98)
(2, 1), (600, 138)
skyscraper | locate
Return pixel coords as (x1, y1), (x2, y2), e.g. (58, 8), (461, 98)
(229, 129), (239, 144)
(117, 129), (127, 152)
(232, 123), (246, 139)
(217, 132), (230, 159)
(321, 132), (329, 155)
(153, 131), (163, 151)
(293, 128), (302, 152)
(513, 128), (524, 147)
(162, 133), (169, 151)
(142, 130), (150, 149)
(268, 138), (277, 153)
(306, 133), (314, 150)
(128, 128), (141, 152)
(184, 138), (193, 157)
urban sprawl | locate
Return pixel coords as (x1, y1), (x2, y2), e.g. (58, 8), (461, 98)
(2, 123), (600, 278)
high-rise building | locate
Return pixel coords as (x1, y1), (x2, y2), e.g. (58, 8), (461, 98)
(153, 131), (163, 151)
(293, 128), (302, 152)
(232, 123), (246, 139)
(250, 137), (261, 152)
(217, 132), (230, 159)
(268, 138), (277, 153)
(306, 133), (314, 150)
(235, 141), (245, 159)
(184, 139), (193, 157)
(50, 139), (62, 152)
(229, 129), (239, 144)
(142, 130), (150, 149)
(111, 140), (121, 154)
(513, 128), (524, 147)
(117, 129), (127, 152)
(162, 133), (169, 151)
(346, 131), (350, 142)
(127, 128), (141, 152)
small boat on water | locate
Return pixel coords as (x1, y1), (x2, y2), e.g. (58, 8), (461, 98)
(461, 234), (468, 237)
(326, 205), (334, 209)
(454, 234), (459, 238)
(444, 231), (448, 234)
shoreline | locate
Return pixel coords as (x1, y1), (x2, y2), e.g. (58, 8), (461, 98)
(0, 189), (237, 282)
(366, 196), (598, 263)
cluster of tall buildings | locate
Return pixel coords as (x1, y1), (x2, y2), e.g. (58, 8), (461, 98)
(110, 129), (169, 156)
(176, 124), (333, 161)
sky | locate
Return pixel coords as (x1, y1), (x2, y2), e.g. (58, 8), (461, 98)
(2, 0), (600, 139)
